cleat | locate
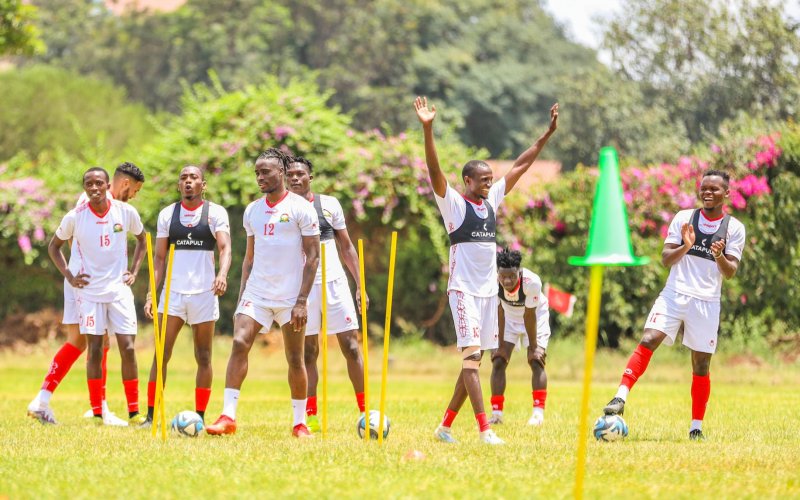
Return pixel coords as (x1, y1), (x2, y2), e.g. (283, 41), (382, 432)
(103, 412), (128, 427)
(527, 413), (544, 426)
(689, 429), (705, 441)
(603, 397), (626, 416)
(434, 425), (457, 444)
(206, 415), (237, 435)
(292, 423), (314, 438)
(138, 417), (152, 430)
(479, 429), (505, 445)
(128, 414), (147, 426)
(488, 412), (504, 425)
(28, 406), (58, 425)
(306, 414), (321, 433)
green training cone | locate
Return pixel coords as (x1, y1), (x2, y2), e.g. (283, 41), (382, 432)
(568, 147), (649, 267)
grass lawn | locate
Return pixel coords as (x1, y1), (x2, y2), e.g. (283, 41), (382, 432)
(1, 331), (798, 499)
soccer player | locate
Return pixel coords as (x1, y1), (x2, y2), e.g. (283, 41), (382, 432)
(27, 162), (145, 425)
(414, 96), (558, 444)
(140, 166), (232, 427)
(489, 248), (552, 426)
(205, 149), (320, 438)
(47, 167), (147, 426)
(285, 156), (369, 433)
(602, 170), (745, 440)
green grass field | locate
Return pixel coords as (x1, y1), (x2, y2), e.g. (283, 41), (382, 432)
(1, 332), (798, 499)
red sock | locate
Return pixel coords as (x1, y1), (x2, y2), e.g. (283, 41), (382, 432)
(355, 392), (365, 413)
(87, 378), (103, 416)
(101, 347), (109, 401)
(620, 344), (654, 389)
(147, 381), (156, 408)
(490, 395), (504, 412)
(123, 379), (139, 415)
(306, 395), (318, 416)
(195, 387), (212, 413)
(442, 408), (457, 427)
(475, 412), (490, 432)
(691, 374), (711, 421)
(533, 390), (547, 409)
(41, 342), (82, 393)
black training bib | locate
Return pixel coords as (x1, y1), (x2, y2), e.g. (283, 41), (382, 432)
(167, 202), (216, 251)
(498, 271), (526, 307)
(448, 200), (496, 245)
(681, 209), (729, 262)
(313, 194), (335, 242)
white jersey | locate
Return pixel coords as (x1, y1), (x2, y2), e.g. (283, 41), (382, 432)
(499, 268), (548, 322)
(435, 177), (506, 297)
(69, 191), (113, 274)
(156, 201), (230, 294)
(55, 199), (144, 302)
(243, 191), (320, 303)
(312, 194), (347, 284)
(663, 209), (746, 301)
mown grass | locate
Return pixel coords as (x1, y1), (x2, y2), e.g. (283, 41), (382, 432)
(1, 332), (798, 499)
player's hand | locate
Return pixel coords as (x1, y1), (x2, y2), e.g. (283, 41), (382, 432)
(680, 223), (695, 247)
(548, 103), (559, 132)
(69, 273), (90, 289)
(291, 302), (308, 333)
(414, 96), (436, 126)
(356, 289), (370, 313)
(527, 345), (541, 365)
(711, 239), (726, 259)
(491, 348), (509, 364)
(144, 297), (155, 320)
(123, 271), (136, 286)
(213, 275), (228, 296)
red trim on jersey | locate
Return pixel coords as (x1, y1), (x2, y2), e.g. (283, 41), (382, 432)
(507, 278), (522, 295)
(308, 194), (315, 202)
(88, 200), (111, 218)
(700, 210), (724, 221)
(461, 193), (484, 206)
(181, 200), (204, 212)
(265, 191), (289, 208)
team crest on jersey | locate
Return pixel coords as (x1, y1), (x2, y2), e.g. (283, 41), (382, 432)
(323, 209), (333, 221)
(279, 214), (290, 223)
(113, 223), (123, 233)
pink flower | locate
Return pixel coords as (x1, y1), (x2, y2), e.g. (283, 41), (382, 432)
(740, 294), (747, 305)
(511, 239), (522, 251)
(553, 221), (566, 235)
(398, 132), (407, 140)
(729, 190), (746, 210)
(18, 234), (32, 254)
(659, 225), (669, 239)
(710, 144), (721, 154)
(346, 129), (355, 137)
(357, 148), (373, 159)
(676, 192), (695, 209)
(273, 125), (296, 140)
(623, 191), (633, 204)
(33, 227), (45, 241)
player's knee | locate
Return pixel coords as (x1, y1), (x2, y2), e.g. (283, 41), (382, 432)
(119, 342), (136, 361)
(693, 358), (711, 376)
(462, 346), (481, 370)
(194, 347), (212, 367)
(231, 336), (250, 356)
(492, 355), (508, 371)
(286, 351), (304, 370)
(342, 340), (360, 362)
(529, 351), (546, 369)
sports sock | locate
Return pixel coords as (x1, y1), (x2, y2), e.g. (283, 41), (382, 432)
(88, 378), (103, 417)
(690, 419), (703, 432)
(195, 387), (212, 416)
(620, 344), (654, 391)
(222, 388), (240, 420)
(490, 395), (505, 412)
(533, 390), (547, 410)
(441, 408), (457, 428)
(691, 374), (711, 422)
(475, 412), (490, 432)
(291, 399), (307, 427)
(123, 379), (139, 417)
(147, 381), (156, 416)
(355, 392), (365, 413)
(41, 342), (82, 393)
(306, 395), (318, 416)
(101, 347), (109, 402)
(37, 390), (53, 406)
(615, 385), (630, 400)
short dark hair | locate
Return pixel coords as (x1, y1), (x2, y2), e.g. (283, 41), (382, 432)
(115, 162), (145, 182)
(462, 160), (490, 180)
(703, 169), (730, 187)
(257, 148), (289, 169)
(288, 156), (313, 173)
(497, 248), (522, 269)
(84, 167), (110, 182)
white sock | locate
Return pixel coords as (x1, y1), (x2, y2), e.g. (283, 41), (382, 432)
(615, 385), (630, 401)
(102, 400), (110, 414)
(292, 399), (307, 427)
(222, 388), (240, 420)
(690, 419), (703, 432)
(533, 407), (544, 418)
(38, 390), (53, 406)
(492, 409), (503, 416)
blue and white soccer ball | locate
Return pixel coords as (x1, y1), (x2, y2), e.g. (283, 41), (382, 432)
(357, 410), (390, 440)
(171, 410), (204, 437)
(593, 414), (628, 442)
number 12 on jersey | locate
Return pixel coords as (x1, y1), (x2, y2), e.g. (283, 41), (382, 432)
(264, 223), (275, 236)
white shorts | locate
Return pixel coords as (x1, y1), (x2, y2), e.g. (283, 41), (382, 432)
(306, 278), (359, 336)
(644, 290), (721, 354)
(77, 289), (137, 336)
(158, 289), (219, 325)
(448, 291), (498, 350)
(502, 315), (552, 350)
(63, 279), (79, 325)
(237, 290), (293, 330)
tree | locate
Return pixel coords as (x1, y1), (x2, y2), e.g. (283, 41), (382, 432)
(0, 0), (43, 55)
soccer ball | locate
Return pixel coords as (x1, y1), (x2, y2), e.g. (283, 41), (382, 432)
(593, 414), (628, 441)
(357, 410), (390, 440)
(171, 410), (204, 437)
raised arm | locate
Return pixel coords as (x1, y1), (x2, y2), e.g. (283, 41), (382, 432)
(334, 227), (369, 312)
(504, 103), (559, 195)
(414, 96), (447, 198)
(661, 223), (694, 267)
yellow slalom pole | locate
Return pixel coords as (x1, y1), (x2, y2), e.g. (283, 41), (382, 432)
(145, 234), (161, 439)
(358, 239), (369, 443)
(320, 243), (328, 439)
(574, 265), (605, 500)
(378, 231), (397, 445)
(155, 244), (175, 442)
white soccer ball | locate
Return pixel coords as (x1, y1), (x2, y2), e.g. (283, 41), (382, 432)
(171, 410), (204, 437)
(357, 410), (390, 440)
(593, 414), (628, 442)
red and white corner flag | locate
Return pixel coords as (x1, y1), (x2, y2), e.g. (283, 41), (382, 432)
(544, 283), (577, 317)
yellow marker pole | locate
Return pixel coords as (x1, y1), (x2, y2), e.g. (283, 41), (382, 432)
(378, 231), (397, 444)
(155, 244), (175, 442)
(574, 265), (604, 499)
(320, 243), (328, 439)
(358, 239), (369, 442)
(145, 234), (161, 439)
